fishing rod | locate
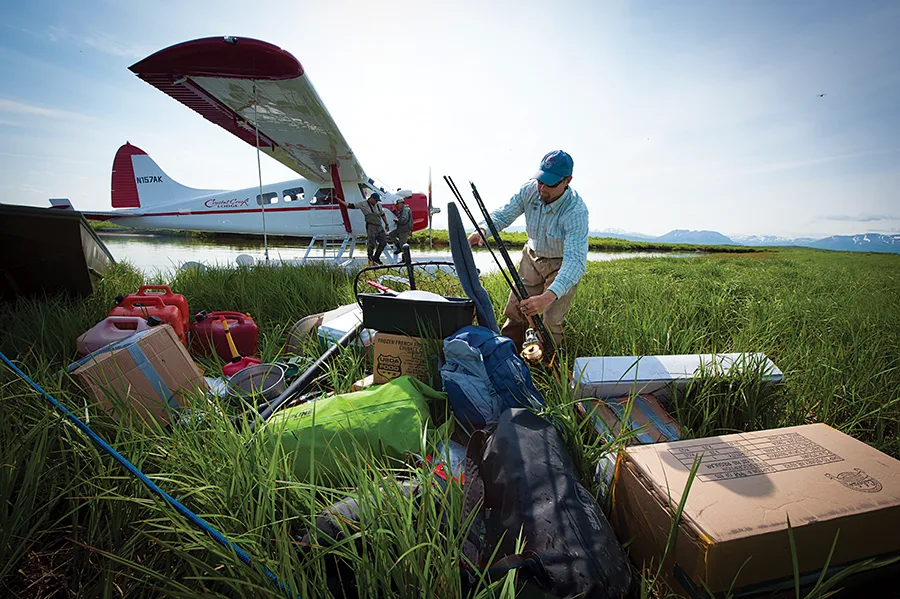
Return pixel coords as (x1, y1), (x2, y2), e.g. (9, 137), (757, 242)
(444, 175), (550, 363)
(469, 181), (556, 362)
(443, 176), (519, 299)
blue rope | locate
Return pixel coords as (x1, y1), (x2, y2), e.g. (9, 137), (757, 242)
(0, 351), (297, 598)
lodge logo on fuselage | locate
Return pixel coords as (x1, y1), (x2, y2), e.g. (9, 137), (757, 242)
(136, 176), (164, 184)
(204, 198), (250, 209)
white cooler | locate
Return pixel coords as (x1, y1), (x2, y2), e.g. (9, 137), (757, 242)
(572, 353), (783, 402)
(317, 305), (375, 348)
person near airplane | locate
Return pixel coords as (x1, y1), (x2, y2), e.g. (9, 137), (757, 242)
(337, 192), (390, 265)
(387, 197), (413, 254)
(467, 150), (589, 354)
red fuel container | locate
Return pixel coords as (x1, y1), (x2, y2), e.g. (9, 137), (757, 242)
(131, 285), (190, 331)
(190, 311), (259, 361)
(108, 296), (186, 344)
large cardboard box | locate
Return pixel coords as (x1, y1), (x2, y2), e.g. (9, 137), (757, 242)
(573, 353), (783, 402)
(610, 423), (900, 597)
(577, 394), (682, 445)
(371, 332), (442, 388)
(68, 324), (208, 425)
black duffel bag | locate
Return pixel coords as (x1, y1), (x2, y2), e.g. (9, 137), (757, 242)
(474, 408), (634, 599)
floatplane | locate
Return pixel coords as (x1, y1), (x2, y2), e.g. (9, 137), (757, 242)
(51, 35), (439, 266)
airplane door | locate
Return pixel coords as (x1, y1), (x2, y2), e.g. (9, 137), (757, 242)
(309, 188), (342, 228)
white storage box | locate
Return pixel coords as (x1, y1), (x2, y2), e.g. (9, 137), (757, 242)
(317, 305), (375, 348)
(572, 353), (783, 402)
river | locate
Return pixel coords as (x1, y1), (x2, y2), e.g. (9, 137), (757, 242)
(97, 232), (697, 276)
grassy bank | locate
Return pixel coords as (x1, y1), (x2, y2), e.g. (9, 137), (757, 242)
(1, 248), (898, 597)
(91, 220), (754, 254)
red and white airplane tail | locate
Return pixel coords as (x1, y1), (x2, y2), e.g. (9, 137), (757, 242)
(111, 142), (222, 209)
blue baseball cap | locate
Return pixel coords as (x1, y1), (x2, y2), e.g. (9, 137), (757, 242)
(534, 150), (574, 186)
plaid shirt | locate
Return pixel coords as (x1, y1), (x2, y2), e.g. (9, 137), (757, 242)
(485, 180), (589, 299)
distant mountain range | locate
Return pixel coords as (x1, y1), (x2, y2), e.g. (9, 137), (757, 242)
(503, 226), (900, 254)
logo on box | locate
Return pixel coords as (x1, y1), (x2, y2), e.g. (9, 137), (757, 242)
(825, 467), (883, 493)
(376, 354), (402, 380)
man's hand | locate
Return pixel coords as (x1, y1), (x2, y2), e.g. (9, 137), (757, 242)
(467, 229), (485, 247)
(518, 290), (557, 318)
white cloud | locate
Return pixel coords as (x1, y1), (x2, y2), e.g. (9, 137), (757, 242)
(47, 25), (149, 58)
(0, 98), (86, 119)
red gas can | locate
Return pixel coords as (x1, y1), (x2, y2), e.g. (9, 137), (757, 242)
(131, 285), (190, 331)
(190, 311), (259, 361)
(108, 296), (186, 344)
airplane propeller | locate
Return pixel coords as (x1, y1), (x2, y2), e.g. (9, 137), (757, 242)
(428, 167), (433, 248)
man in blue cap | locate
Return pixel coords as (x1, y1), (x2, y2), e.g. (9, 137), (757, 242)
(468, 150), (589, 354)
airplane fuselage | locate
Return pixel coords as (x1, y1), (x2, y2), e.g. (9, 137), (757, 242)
(91, 177), (418, 238)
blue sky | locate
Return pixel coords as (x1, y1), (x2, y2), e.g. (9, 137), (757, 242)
(1, 0), (898, 238)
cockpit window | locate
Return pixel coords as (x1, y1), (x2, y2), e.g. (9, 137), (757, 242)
(311, 188), (335, 205)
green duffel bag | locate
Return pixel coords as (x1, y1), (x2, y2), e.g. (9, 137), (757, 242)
(268, 376), (447, 482)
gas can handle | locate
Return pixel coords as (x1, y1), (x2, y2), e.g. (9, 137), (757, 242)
(103, 316), (147, 330)
(120, 295), (166, 309)
(210, 311), (247, 324)
(138, 285), (174, 295)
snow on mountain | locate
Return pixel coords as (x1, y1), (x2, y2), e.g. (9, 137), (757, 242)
(809, 233), (900, 253)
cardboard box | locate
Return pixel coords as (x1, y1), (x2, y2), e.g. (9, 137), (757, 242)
(610, 423), (900, 597)
(573, 353), (783, 402)
(371, 332), (442, 388)
(577, 394), (682, 445)
(351, 373), (375, 391)
(68, 324), (208, 425)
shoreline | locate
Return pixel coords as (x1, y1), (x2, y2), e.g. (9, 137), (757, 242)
(94, 225), (753, 254)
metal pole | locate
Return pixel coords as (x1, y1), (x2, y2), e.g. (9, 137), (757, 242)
(253, 85), (269, 262)
(402, 243), (416, 290)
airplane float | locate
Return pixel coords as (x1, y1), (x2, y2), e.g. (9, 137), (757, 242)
(52, 36), (438, 259)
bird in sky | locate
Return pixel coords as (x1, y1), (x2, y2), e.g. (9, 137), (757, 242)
(818, 93), (827, 97)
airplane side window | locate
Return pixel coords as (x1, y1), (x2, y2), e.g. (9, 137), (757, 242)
(256, 192), (278, 206)
(312, 188), (335, 206)
(283, 187), (305, 202)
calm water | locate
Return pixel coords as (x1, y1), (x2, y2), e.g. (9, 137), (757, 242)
(98, 232), (697, 275)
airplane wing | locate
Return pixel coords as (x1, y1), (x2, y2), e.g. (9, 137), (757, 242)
(128, 36), (367, 186)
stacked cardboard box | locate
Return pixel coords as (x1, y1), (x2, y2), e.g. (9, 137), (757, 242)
(578, 394), (682, 445)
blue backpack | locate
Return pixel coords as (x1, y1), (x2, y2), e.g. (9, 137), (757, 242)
(441, 325), (545, 433)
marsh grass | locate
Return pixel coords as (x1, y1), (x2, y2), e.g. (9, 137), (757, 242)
(1, 248), (898, 597)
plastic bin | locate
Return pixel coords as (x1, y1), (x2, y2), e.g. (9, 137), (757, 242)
(358, 293), (475, 339)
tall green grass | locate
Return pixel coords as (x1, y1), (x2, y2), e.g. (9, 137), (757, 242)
(1, 248), (898, 597)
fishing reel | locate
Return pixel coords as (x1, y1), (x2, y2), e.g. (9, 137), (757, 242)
(520, 327), (543, 364)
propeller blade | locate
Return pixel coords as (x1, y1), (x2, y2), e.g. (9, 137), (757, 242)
(428, 166), (433, 247)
